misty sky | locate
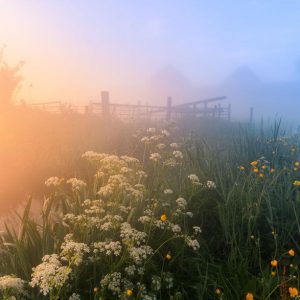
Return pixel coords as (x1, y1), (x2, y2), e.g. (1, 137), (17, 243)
(1, 0), (300, 106)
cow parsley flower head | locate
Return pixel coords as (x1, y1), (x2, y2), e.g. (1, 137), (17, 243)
(0, 275), (25, 298)
(30, 254), (71, 296)
(67, 178), (87, 191)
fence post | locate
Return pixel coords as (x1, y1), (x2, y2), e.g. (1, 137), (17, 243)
(101, 91), (110, 117)
(249, 107), (253, 124)
(228, 104), (231, 121)
(166, 96), (172, 122)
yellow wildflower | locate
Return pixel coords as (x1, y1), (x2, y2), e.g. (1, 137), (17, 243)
(295, 162), (300, 167)
(293, 180), (300, 187)
(271, 259), (278, 267)
(165, 252), (172, 260)
(93, 287), (98, 293)
(270, 168), (275, 173)
(262, 165), (267, 170)
(239, 166), (245, 171)
(289, 249), (295, 257)
(126, 289), (133, 296)
(271, 271), (276, 277)
(294, 167), (298, 172)
(250, 161), (258, 167)
(215, 288), (221, 295)
(258, 173), (264, 178)
(160, 214), (167, 222)
(246, 292), (254, 300)
(253, 167), (259, 173)
(289, 287), (299, 298)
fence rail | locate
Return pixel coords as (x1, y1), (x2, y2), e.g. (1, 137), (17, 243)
(27, 91), (231, 122)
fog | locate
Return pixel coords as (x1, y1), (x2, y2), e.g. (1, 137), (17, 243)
(1, 0), (300, 123)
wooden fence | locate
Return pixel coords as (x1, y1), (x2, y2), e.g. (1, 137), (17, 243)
(28, 91), (232, 122)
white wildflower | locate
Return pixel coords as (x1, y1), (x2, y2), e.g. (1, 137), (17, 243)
(186, 237), (200, 251)
(170, 224), (181, 233)
(173, 150), (183, 160)
(45, 176), (62, 187)
(149, 153), (161, 162)
(101, 272), (122, 295)
(129, 245), (154, 265)
(120, 223), (147, 246)
(0, 275), (25, 296)
(69, 293), (81, 300)
(60, 240), (90, 266)
(193, 226), (202, 234)
(67, 178), (87, 191)
(170, 143), (179, 149)
(82, 151), (107, 161)
(186, 212), (193, 218)
(163, 158), (178, 167)
(176, 197), (187, 209)
(164, 189), (173, 195)
(138, 215), (151, 224)
(206, 180), (216, 189)
(125, 265), (136, 276)
(93, 241), (122, 256)
(157, 143), (166, 150)
(30, 254), (71, 296)
(188, 174), (200, 185)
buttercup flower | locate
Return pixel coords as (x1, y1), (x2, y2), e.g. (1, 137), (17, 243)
(245, 292), (254, 300)
(270, 259), (278, 267)
(288, 249), (295, 256)
(293, 180), (300, 187)
(289, 287), (299, 298)
(160, 214), (167, 222)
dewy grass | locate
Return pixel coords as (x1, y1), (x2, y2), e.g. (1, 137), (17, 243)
(0, 120), (300, 299)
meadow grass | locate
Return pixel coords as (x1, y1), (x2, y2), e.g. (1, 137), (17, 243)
(0, 110), (300, 299)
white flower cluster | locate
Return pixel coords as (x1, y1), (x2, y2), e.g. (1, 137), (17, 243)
(129, 245), (154, 265)
(67, 178), (87, 191)
(164, 188), (173, 195)
(60, 239), (90, 266)
(206, 180), (216, 189)
(185, 237), (200, 251)
(93, 241), (122, 256)
(149, 153), (161, 162)
(173, 150), (183, 160)
(82, 151), (108, 161)
(45, 176), (63, 187)
(188, 174), (201, 186)
(176, 197), (187, 209)
(69, 293), (81, 300)
(100, 272), (122, 295)
(120, 222), (147, 246)
(0, 275), (25, 297)
(30, 254), (71, 296)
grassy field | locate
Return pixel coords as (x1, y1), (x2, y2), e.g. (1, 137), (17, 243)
(0, 108), (300, 299)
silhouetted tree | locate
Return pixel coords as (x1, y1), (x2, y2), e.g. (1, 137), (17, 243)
(0, 46), (24, 109)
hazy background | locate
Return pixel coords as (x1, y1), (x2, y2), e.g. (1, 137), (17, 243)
(1, 0), (300, 122)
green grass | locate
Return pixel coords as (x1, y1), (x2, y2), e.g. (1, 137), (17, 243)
(0, 110), (300, 299)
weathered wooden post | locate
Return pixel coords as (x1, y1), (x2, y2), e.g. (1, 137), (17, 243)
(213, 105), (217, 118)
(218, 104), (221, 118)
(101, 91), (110, 117)
(204, 102), (208, 117)
(166, 96), (172, 122)
(249, 107), (253, 124)
(228, 104), (231, 121)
